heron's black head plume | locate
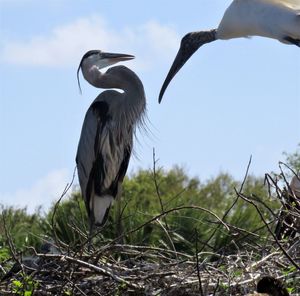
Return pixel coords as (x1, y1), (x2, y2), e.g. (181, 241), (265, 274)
(77, 50), (102, 94)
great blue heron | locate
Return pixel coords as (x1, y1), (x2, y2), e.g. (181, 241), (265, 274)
(76, 50), (146, 233)
(159, 0), (300, 102)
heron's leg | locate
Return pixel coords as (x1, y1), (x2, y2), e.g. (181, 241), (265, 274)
(88, 221), (95, 252)
(115, 195), (124, 244)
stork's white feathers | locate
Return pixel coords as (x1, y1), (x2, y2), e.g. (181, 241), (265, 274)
(217, 0), (300, 42)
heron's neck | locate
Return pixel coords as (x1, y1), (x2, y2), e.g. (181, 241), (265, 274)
(115, 67), (146, 125)
(87, 65), (146, 125)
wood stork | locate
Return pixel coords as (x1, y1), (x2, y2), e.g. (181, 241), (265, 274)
(159, 0), (300, 102)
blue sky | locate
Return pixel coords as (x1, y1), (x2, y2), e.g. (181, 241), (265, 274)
(0, 0), (299, 213)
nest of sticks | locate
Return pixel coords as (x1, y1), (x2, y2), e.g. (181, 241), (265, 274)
(1, 166), (299, 295)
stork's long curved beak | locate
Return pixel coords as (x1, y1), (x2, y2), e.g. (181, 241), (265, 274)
(158, 44), (196, 103)
(158, 30), (217, 103)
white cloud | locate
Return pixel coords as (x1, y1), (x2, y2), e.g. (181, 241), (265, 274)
(141, 21), (179, 56)
(0, 15), (180, 69)
(0, 169), (71, 214)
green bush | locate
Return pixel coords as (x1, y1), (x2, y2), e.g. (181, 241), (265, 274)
(1, 144), (299, 255)
(43, 167), (278, 255)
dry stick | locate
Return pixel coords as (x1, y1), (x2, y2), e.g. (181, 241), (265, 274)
(51, 166), (77, 251)
(0, 264), (5, 275)
(200, 156), (252, 254)
(98, 205), (230, 255)
(212, 278), (220, 296)
(74, 193), (89, 238)
(264, 173), (283, 198)
(195, 229), (204, 296)
(245, 251), (280, 272)
(111, 244), (192, 258)
(279, 162), (299, 184)
(65, 276), (88, 296)
(163, 187), (187, 207)
(64, 255), (143, 290)
(212, 219), (277, 269)
(155, 219), (177, 259)
(250, 194), (277, 217)
(1, 211), (23, 274)
(152, 148), (177, 256)
(236, 190), (300, 271)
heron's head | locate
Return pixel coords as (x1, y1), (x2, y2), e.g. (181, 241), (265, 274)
(77, 50), (135, 93)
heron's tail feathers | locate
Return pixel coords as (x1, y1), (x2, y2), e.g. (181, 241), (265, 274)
(91, 195), (114, 226)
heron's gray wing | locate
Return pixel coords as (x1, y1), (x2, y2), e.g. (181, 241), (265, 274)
(76, 95), (132, 223)
(108, 145), (132, 197)
(76, 100), (110, 214)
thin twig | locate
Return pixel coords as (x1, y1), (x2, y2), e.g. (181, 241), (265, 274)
(195, 229), (204, 296)
(152, 148), (176, 255)
(236, 190), (300, 271)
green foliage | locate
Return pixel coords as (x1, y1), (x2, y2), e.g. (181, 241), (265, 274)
(46, 191), (89, 248)
(12, 274), (38, 295)
(1, 145), (298, 255)
(0, 246), (10, 261)
(0, 168), (277, 255)
(49, 167), (273, 254)
(0, 206), (47, 252)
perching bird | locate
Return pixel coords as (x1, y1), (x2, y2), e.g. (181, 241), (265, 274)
(159, 0), (300, 102)
(275, 173), (300, 240)
(246, 276), (289, 296)
(76, 50), (146, 232)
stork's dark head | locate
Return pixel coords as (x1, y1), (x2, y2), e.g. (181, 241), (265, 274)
(158, 29), (217, 103)
(77, 50), (135, 93)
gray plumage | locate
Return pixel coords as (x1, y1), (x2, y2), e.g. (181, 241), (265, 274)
(76, 50), (146, 229)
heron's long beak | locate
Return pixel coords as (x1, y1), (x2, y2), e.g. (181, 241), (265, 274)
(77, 51), (134, 94)
(101, 52), (135, 64)
(158, 30), (217, 103)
